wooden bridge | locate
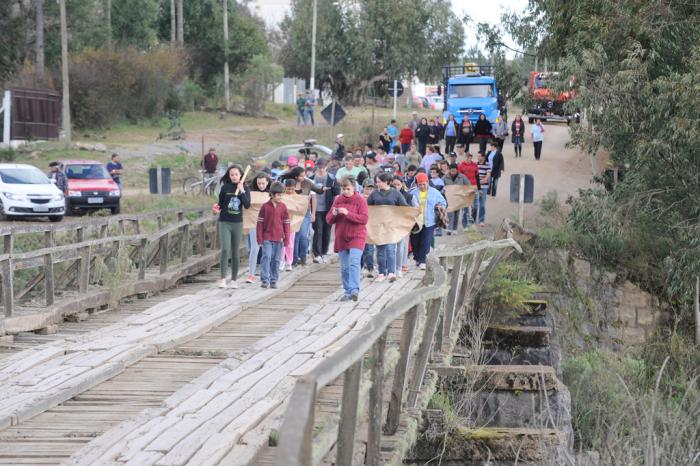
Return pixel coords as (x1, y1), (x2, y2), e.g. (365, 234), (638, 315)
(0, 220), (525, 465)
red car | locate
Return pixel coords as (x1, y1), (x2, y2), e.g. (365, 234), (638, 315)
(61, 160), (121, 214)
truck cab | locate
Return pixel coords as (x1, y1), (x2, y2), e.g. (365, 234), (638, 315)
(441, 65), (504, 125)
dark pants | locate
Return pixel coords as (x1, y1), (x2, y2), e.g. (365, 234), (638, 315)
(534, 141), (543, 160)
(445, 136), (456, 154)
(496, 138), (504, 150)
(401, 143), (411, 154)
(312, 211), (332, 257)
(361, 244), (375, 270)
(418, 141), (427, 156)
(488, 176), (500, 197)
(410, 225), (435, 265)
(478, 137), (488, 155)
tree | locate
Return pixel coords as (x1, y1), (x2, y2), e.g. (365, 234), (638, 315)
(36, 0), (45, 81)
(279, 0), (464, 102)
(111, 0), (159, 47)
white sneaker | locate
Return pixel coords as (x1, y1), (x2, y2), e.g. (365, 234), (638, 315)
(388, 273), (397, 282)
(419, 263), (426, 270)
(228, 280), (239, 289)
(376, 274), (386, 282)
(217, 278), (228, 288)
(279, 262), (285, 271)
(286, 264), (293, 272)
(320, 255), (327, 263)
(397, 270), (403, 278)
(313, 256), (322, 264)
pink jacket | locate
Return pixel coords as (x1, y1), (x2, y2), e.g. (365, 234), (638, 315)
(326, 193), (369, 252)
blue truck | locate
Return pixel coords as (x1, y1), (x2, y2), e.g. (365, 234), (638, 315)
(440, 64), (506, 125)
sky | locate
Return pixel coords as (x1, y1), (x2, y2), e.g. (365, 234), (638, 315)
(248, 0), (528, 57)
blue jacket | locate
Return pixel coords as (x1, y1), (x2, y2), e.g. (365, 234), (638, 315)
(409, 186), (447, 228)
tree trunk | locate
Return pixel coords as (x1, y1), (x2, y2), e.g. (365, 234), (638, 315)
(176, 0), (184, 45)
(105, 0), (111, 46)
(59, 0), (71, 142)
(170, 0), (176, 44)
(35, 0), (45, 81)
(586, 110), (598, 178)
(223, 0), (230, 111)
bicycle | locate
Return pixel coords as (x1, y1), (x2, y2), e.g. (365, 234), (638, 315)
(182, 170), (219, 196)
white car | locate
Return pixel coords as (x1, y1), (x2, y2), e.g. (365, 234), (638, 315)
(0, 164), (65, 222)
(428, 95), (444, 111)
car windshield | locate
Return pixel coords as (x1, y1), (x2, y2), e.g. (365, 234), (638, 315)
(449, 84), (494, 98)
(0, 168), (50, 184)
(65, 164), (111, 180)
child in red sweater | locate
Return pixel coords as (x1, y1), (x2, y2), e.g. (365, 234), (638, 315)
(257, 182), (291, 289)
(327, 176), (369, 301)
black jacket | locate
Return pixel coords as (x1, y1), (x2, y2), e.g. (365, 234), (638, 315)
(333, 143), (345, 161)
(311, 173), (339, 211)
(490, 151), (505, 179)
(511, 119), (526, 143)
(474, 119), (492, 139)
(218, 182), (251, 223)
(415, 124), (431, 143)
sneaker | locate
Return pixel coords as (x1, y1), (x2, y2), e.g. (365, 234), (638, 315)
(388, 273), (397, 282)
(397, 270), (403, 278)
(245, 274), (255, 284)
(228, 280), (239, 289)
(366, 269), (374, 278)
(270, 282), (277, 289)
(313, 256), (322, 264)
(340, 295), (350, 302)
(351, 292), (359, 301)
(300, 257), (307, 266)
(279, 262), (285, 271)
(479, 222), (486, 227)
(376, 274), (386, 282)
(320, 255), (327, 263)
(401, 265), (409, 273)
(261, 282), (269, 289)
(286, 264), (293, 272)
(419, 263), (426, 270)
(217, 278), (228, 288)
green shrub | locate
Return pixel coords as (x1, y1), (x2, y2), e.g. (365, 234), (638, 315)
(0, 147), (16, 162)
(480, 261), (542, 311)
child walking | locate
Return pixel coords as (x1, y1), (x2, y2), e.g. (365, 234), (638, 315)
(280, 179), (296, 271)
(256, 182), (291, 289)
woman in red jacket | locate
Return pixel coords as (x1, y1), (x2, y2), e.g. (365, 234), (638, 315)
(326, 176), (369, 301)
(398, 122), (414, 155)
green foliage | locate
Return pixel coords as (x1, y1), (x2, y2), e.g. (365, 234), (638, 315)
(69, 47), (187, 128)
(111, 0), (160, 48)
(234, 55), (283, 116)
(182, 80), (207, 111)
(0, 148), (17, 162)
(279, 0), (464, 101)
(480, 261), (542, 311)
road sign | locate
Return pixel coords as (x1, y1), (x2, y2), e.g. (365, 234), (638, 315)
(321, 102), (346, 126)
(509, 174), (534, 203)
(387, 81), (404, 97)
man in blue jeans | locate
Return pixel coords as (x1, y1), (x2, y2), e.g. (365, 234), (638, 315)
(367, 173), (407, 282)
(409, 173), (447, 269)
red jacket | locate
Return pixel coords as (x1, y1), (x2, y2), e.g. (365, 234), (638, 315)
(326, 193), (368, 252)
(458, 160), (479, 187)
(398, 128), (414, 145)
(257, 200), (291, 246)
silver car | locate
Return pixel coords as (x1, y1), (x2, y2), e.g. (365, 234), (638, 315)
(257, 140), (334, 166)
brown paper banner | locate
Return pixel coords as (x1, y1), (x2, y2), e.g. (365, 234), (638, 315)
(444, 185), (477, 213)
(366, 206), (421, 245)
(282, 193), (310, 232)
(243, 191), (270, 232)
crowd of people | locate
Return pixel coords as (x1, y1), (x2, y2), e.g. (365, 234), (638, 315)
(214, 111), (546, 301)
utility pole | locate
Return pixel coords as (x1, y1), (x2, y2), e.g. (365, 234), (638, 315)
(59, 0), (71, 142)
(309, 0), (317, 93)
(35, 0), (45, 81)
(106, 0), (112, 47)
(170, 0), (176, 44)
(223, 0), (230, 111)
(176, 0), (184, 45)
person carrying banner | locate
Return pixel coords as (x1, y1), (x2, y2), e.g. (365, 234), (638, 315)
(327, 176), (369, 302)
(245, 172), (271, 283)
(367, 173), (407, 282)
(442, 163), (471, 234)
(392, 175), (417, 277)
(409, 172), (447, 270)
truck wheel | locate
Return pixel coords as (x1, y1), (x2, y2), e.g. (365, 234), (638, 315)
(110, 204), (121, 215)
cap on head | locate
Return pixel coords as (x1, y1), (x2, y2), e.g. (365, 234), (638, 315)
(287, 156), (299, 167)
(363, 179), (375, 188)
(415, 173), (429, 184)
(448, 152), (457, 158)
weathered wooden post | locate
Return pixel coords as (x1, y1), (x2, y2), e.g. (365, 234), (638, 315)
(367, 331), (387, 466)
(1, 257), (13, 317)
(408, 300), (440, 407)
(384, 305), (418, 435)
(274, 376), (317, 466)
(443, 255), (464, 345)
(159, 232), (169, 275)
(138, 238), (148, 280)
(336, 360), (363, 466)
(180, 223), (189, 263)
(79, 245), (90, 293)
(44, 230), (55, 306)
(198, 223), (206, 256)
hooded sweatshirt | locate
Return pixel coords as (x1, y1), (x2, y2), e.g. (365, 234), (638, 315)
(367, 187), (408, 207)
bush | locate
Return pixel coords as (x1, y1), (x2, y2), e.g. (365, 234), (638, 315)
(69, 47), (187, 128)
(234, 55), (283, 115)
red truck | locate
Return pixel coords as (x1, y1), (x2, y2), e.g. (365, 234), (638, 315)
(526, 71), (580, 124)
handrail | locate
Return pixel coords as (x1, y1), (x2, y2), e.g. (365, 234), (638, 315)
(275, 233), (521, 466)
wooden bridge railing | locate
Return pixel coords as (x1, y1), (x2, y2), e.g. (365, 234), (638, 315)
(275, 232), (522, 466)
(0, 208), (219, 319)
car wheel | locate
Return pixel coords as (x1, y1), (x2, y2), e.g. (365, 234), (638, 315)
(110, 204), (121, 215)
(49, 215), (63, 222)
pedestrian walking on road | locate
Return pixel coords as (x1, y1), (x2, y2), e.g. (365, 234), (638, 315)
(458, 152), (480, 227)
(296, 93), (306, 126)
(327, 176), (369, 302)
(214, 165), (251, 289)
(443, 163), (470, 233)
(246, 172), (271, 284)
(458, 118), (474, 152)
(415, 118), (430, 156)
(398, 123), (414, 155)
(476, 153), (491, 226)
(257, 182), (291, 289)
(311, 159), (338, 263)
(511, 114), (525, 157)
(409, 173), (447, 270)
(531, 118), (545, 160)
(493, 116), (508, 150)
(279, 167), (324, 266)
(304, 92), (315, 126)
(487, 142), (505, 198)
(474, 113), (493, 155)
(444, 114), (458, 154)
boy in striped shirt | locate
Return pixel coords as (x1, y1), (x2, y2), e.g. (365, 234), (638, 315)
(476, 152), (491, 227)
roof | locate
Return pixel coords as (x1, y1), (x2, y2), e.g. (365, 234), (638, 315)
(58, 159), (106, 165)
(448, 76), (496, 84)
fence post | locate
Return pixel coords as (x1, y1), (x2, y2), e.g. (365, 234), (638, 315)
(1, 258), (13, 317)
(384, 305), (418, 435)
(336, 359), (363, 466)
(3, 233), (13, 254)
(274, 376), (317, 466)
(159, 233), (169, 275)
(180, 224), (189, 263)
(79, 245), (90, 293)
(443, 255), (464, 346)
(44, 231), (55, 306)
(138, 238), (148, 280)
(76, 226), (84, 243)
(367, 331), (387, 466)
(199, 223), (206, 256)
(133, 219), (141, 234)
(407, 300), (441, 407)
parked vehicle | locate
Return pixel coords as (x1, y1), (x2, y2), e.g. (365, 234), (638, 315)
(0, 163), (65, 222)
(427, 95), (444, 111)
(257, 140), (333, 166)
(440, 64), (506, 125)
(526, 71), (580, 124)
(412, 95), (430, 109)
(61, 160), (121, 215)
